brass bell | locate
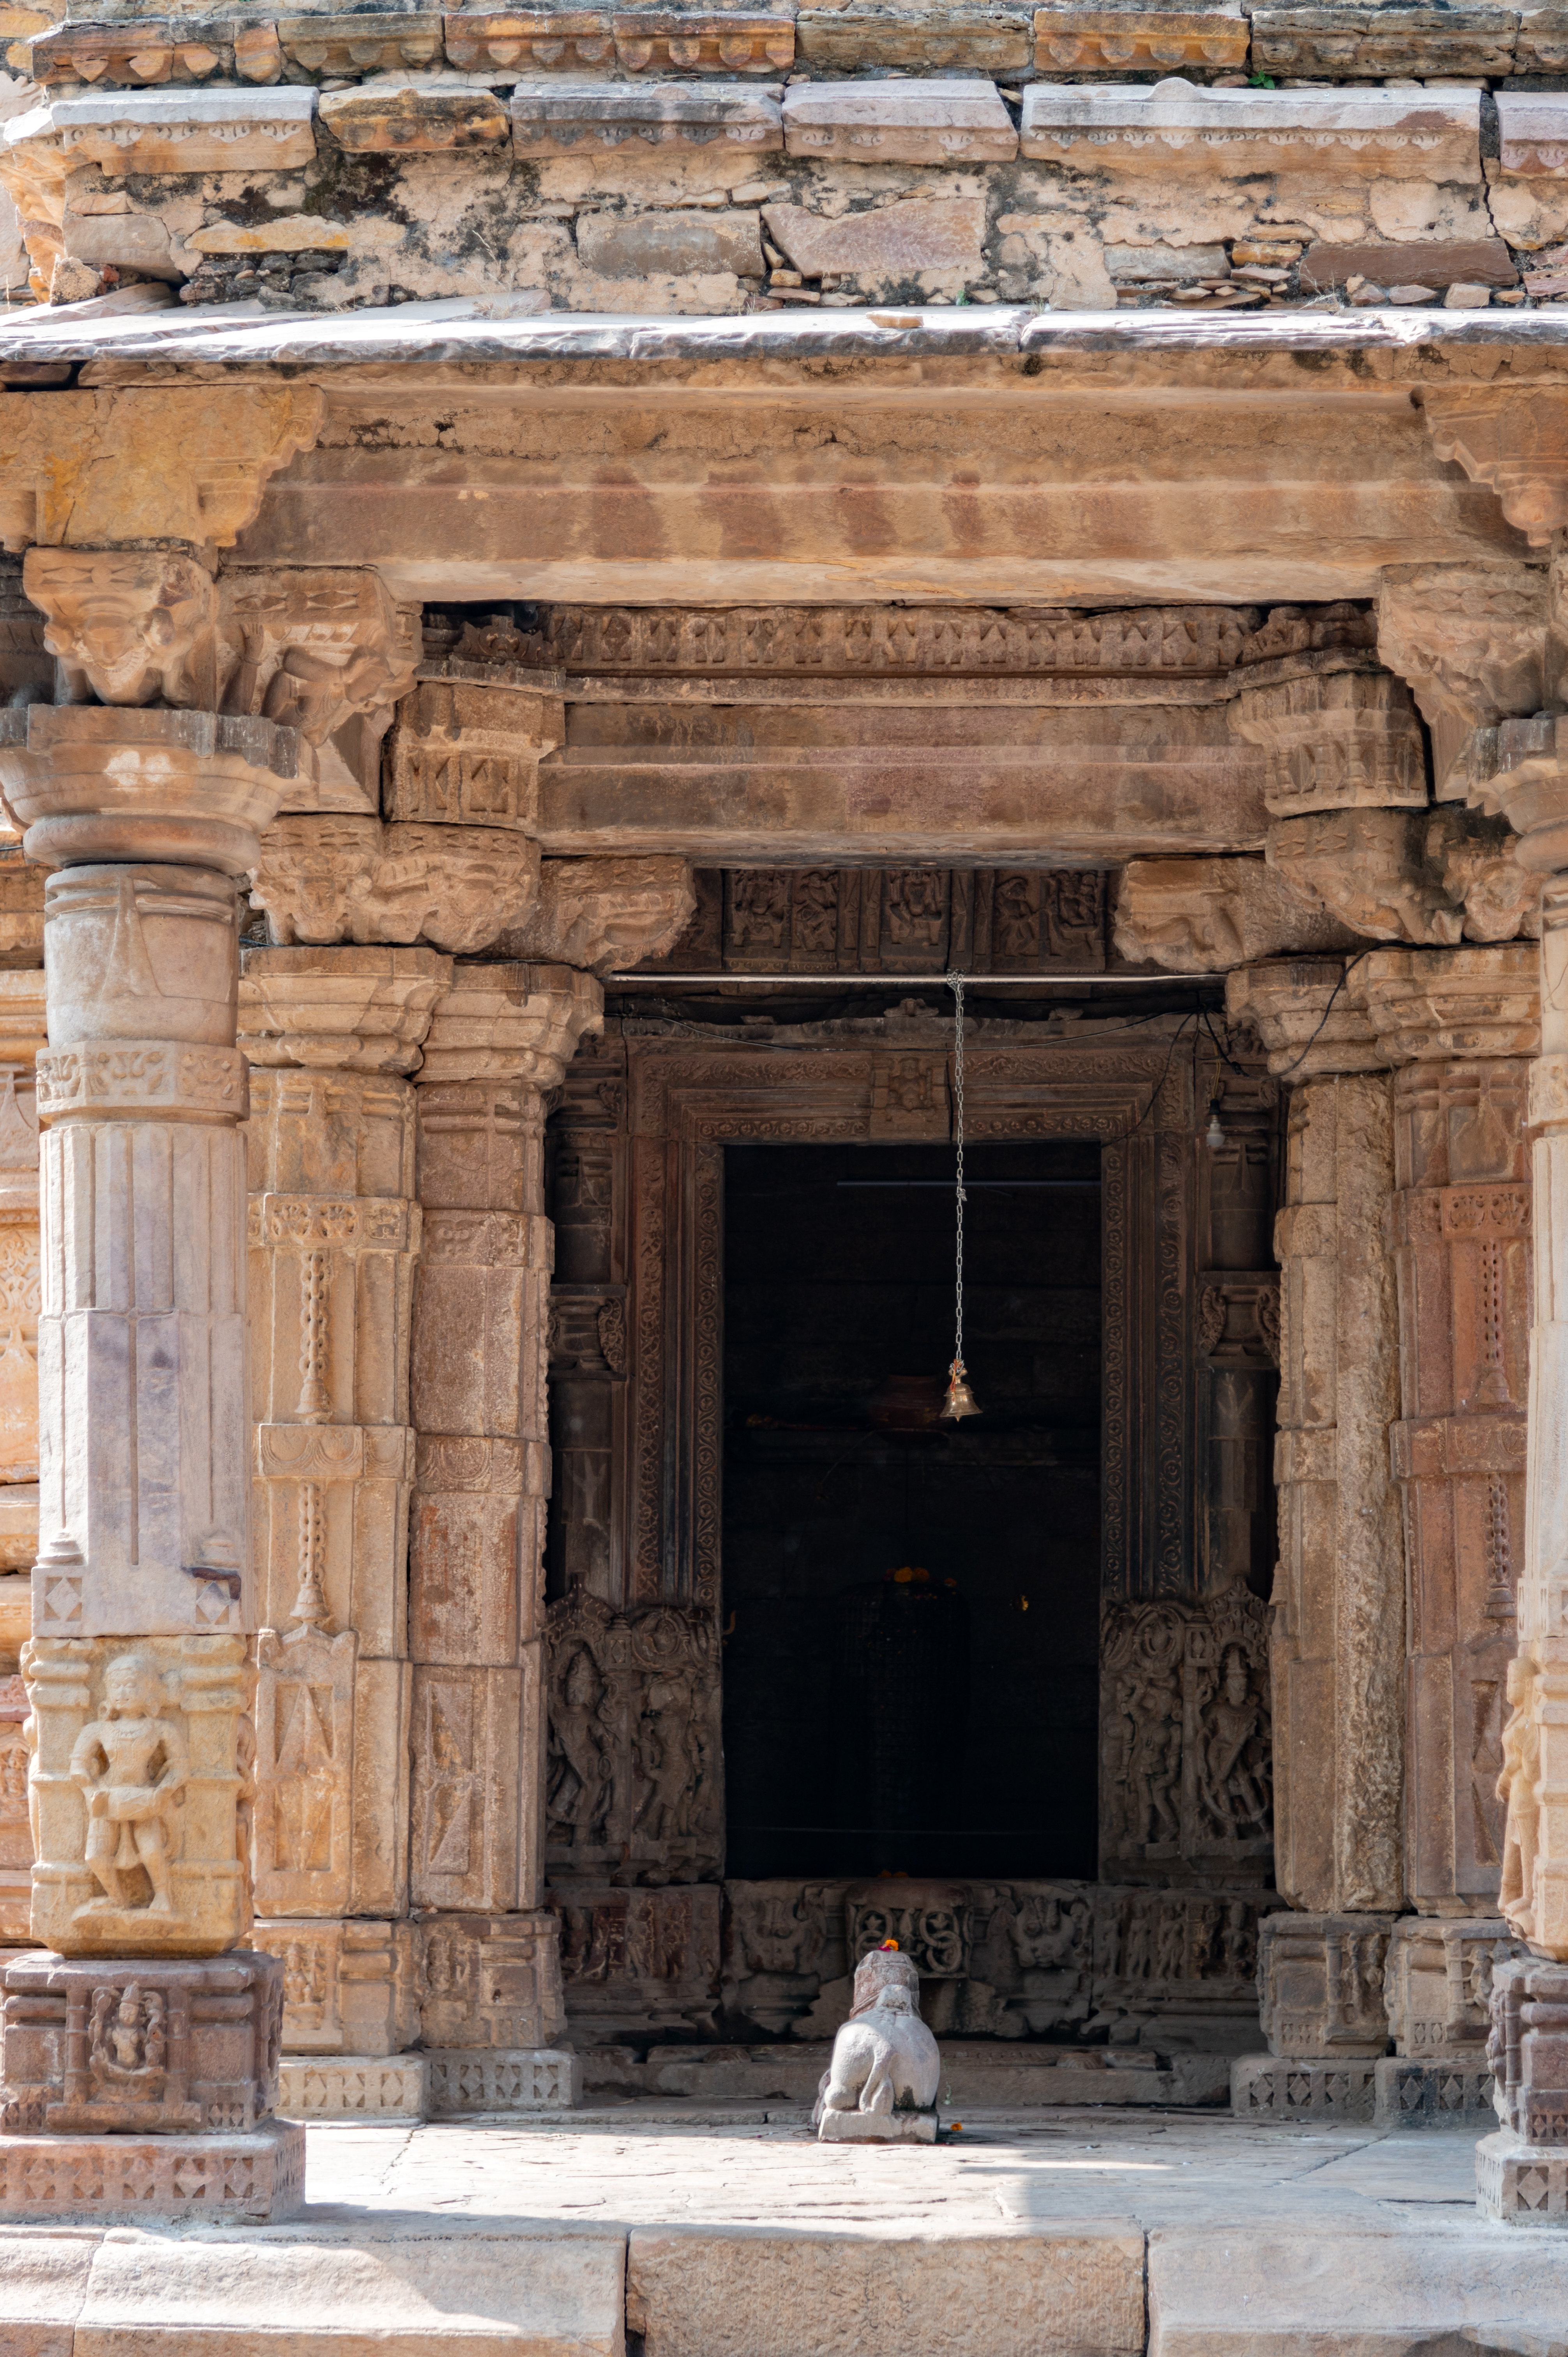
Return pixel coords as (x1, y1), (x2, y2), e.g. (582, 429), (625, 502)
(940, 1358), (981, 1422)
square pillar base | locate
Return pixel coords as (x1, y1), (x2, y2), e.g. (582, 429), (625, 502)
(1477, 2128), (1568, 2223)
(278, 2053), (429, 2122)
(1231, 2055), (1379, 2122)
(0, 1949), (284, 2134)
(1374, 2054), (1496, 2129)
(424, 2048), (577, 2114)
(0, 2117), (304, 2221)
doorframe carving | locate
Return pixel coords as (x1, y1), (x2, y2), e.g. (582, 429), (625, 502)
(620, 1033), (1205, 1616)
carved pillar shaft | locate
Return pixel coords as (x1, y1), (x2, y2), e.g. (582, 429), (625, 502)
(407, 961), (598, 2053)
(0, 964), (46, 1945)
(1503, 871), (1568, 1958)
(1358, 947), (1539, 1921)
(238, 946), (449, 2059)
(0, 686), (304, 1971)
(1226, 960), (1405, 1917)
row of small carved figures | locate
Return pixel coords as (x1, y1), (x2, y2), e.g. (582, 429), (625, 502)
(558, 1887), (1267, 1988)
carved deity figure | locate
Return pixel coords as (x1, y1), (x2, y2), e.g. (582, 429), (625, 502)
(280, 1939), (326, 2011)
(1198, 1647), (1271, 1838)
(1009, 1892), (1082, 1972)
(1221, 1900), (1255, 1979)
(729, 872), (788, 951)
(90, 1982), (167, 2085)
(883, 870), (945, 947)
(1497, 1657), (1542, 1941)
(68, 1653), (188, 1920)
(548, 1647), (609, 1838)
(1156, 1905), (1188, 1983)
(1129, 1671), (1182, 1845)
(792, 870), (838, 956)
(635, 1679), (700, 1845)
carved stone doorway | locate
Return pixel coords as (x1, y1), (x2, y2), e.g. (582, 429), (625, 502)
(544, 1015), (1280, 2051)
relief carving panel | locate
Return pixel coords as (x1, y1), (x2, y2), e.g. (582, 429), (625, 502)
(639, 867), (1109, 977)
(1099, 1590), (1273, 1885)
(546, 1587), (722, 1885)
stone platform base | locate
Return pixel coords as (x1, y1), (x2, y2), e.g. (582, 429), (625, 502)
(1232, 2055), (1381, 2121)
(426, 2049), (578, 2114)
(1476, 2126), (1568, 2221)
(580, 2040), (1233, 2109)
(818, 2106), (937, 2144)
(1374, 2054), (1496, 2130)
(0, 2116), (304, 2221)
(278, 2054), (429, 2122)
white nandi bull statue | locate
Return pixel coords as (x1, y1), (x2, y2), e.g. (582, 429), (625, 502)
(813, 1944), (941, 2143)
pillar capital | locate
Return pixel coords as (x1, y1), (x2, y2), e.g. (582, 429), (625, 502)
(1224, 958), (1385, 1081)
(1423, 389), (1568, 550)
(498, 857), (696, 977)
(1229, 668), (1426, 818)
(1354, 943), (1541, 1066)
(249, 816), (540, 955)
(0, 704), (303, 875)
(416, 962), (604, 1091)
(1376, 561), (1550, 802)
(239, 945), (452, 1076)
(1113, 857), (1353, 973)
(1470, 713), (1568, 875)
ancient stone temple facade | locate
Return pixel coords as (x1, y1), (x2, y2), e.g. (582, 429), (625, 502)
(4, 0), (1568, 2283)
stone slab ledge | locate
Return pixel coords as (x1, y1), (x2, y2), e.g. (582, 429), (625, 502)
(0, 2117), (304, 2223)
(0, 2217), (628, 2357)
(7, 292), (1568, 373)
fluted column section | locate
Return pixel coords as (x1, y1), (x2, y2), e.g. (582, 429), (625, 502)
(0, 963), (46, 1945)
(0, 696), (302, 1964)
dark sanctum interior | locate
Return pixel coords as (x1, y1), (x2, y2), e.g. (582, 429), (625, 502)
(721, 1138), (1104, 1887)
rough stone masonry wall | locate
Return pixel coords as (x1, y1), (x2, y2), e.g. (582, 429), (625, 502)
(3, 4), (1568, 314)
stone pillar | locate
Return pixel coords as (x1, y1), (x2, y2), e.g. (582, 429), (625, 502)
(1355, 945), (1538, 2129)
(237, 945), (449, 2122)
(0, 969), (45, 1948)
(0, 631), (302, 2212)
(1225, 959), (1403, 2122)
(407, 959), (599, 2115)
(1450, 710), (1568, 2216)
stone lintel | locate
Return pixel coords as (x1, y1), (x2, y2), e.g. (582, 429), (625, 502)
(223, 352), (1530, 611)
(537, 743), (1269, 865)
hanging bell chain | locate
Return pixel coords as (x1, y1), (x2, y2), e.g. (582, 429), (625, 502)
(941, 970), (980, 1422)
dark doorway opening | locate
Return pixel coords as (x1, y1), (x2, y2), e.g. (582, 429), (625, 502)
(721, 1138), (1102, 1885)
